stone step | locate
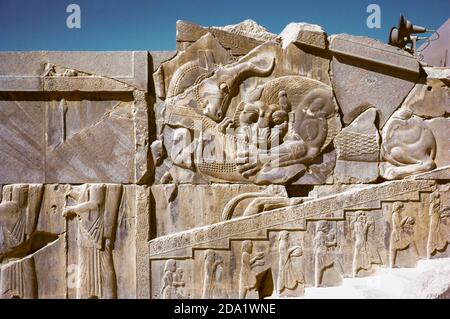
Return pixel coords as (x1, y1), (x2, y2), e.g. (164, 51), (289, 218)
(300, 258), (450, 299)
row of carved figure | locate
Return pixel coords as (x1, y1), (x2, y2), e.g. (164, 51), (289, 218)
(159, 189), (450, 298)
(0, 183), (127, 299)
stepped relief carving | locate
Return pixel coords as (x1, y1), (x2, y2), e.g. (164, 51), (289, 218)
(148, 179), (449, 298)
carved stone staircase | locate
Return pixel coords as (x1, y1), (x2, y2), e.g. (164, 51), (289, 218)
(148, 177), (449, 298)
(149, 179), (434, 259)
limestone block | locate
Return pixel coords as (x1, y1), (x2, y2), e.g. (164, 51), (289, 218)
(334, 108), (380, 183)
(0, 51), (150, 92)
(151, 184), (287, 237)
(330, 34), (420, 74)
(425, 118), (450, 168)
(405, 79), (449, 118)
(0, 95), (145, 184)
(330, 34), (420, 127)
(176, 20), (278, 56)
(279, 22), (327, 50)
(0, 97), (45, 183)
(0, 51), (153, 184)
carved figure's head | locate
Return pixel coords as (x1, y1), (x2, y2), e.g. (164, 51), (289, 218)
(242, 240), (253, 254)
(204, 249), (216, 261)
(278, 230), (290, 241)
(197, 58), (275, 122)
(316, 220), (330, 233)
(239, 103), (260, 125)
(165, 259), (177, 273)
(392, 201), (404, 213)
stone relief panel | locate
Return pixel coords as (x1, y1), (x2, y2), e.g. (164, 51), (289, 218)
(148, 179), (450, 298)
(153, 28), (340, 185)
(0, 183), (144, 299)
(1, 19), (450, 299)
(0, 52), (153, 185)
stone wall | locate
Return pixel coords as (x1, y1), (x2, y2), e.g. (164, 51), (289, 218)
(0, 20), (449, 299)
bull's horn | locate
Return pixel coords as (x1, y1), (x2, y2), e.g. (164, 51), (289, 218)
(227, 57), (275, 83)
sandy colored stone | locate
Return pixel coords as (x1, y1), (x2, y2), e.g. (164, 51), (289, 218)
(0, 183), (145, 299)
(0, 97), (45, 183)
(149, 179), (448, 298)
(330, 34), (420, 127)
(0, 51), (150, 91)
(425, 118), (450, 168)
(151, 184), (287, 237)
(279, 22), (327, 50)
(334, 108), (380, 183)
(406, 79), (449, 118)
(1, 20), (450, 300)
(176, 20), (274, 56)
(212, 19), (278, 43)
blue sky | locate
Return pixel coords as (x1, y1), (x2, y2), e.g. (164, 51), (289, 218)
(0, 0), (448, 51)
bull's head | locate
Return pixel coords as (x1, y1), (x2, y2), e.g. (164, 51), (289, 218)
(196, 57), (275, 122)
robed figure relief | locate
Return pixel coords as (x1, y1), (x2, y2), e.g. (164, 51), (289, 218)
(239, 240), (265, 299)
(427, 190), (450, 259)
(0, 184), (43, 299)
(63, 184), (122, 299)
(351, 211), (381, 277)
(277, 231), (304, 296)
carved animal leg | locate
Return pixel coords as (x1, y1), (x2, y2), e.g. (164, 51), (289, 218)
(380, 159), (435, 180)
(254, 163), (307, 185)
(243, 197), (292, 217)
